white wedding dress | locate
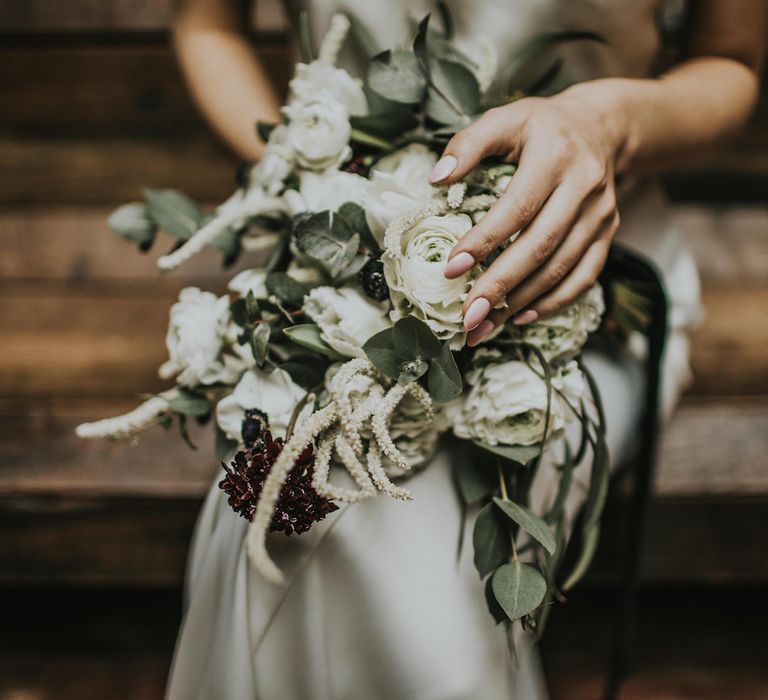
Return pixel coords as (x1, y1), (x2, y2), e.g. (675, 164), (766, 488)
(165, 2), (702, 698)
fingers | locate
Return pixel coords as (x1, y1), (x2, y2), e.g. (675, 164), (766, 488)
(460, 182), (585, 324)
(429, 106), (526, 185)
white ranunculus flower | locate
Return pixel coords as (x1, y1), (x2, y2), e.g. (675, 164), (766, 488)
(501, 284), (605, 361)
(303, 286), (390, 358)
(365, 144), (439, 244)
(253, 125), (295, 195)
(288, 61), (367, 116)
(283, 169), (368, 216)
(216, 368), (309, 441)
(445, 359), (586, 446)
(283, 93), (352, 171)
(383, 213), (479, 348)
(159, 287), (241, 387)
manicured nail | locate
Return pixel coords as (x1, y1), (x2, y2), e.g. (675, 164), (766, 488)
(429, 155), (458, 183)
(467, 320), (495, 347)
(464, 297), (491, 330)
(444, 251), (475, 278)
(513, 309), (539, 325)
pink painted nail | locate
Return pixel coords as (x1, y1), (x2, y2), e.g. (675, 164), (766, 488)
(444, 251), (475, 278)
(464, 297), (491, 330)
(429, 155), (458, 183)
(467, 320), (495, 347)
(513, 309), (539, 325)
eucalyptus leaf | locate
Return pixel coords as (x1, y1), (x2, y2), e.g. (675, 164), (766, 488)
(473, 503), (512, 578)
(279, 359), (327, 390)
(425, 59), (479, 125)
(337, 201), (379, 250)
(412, 15), (431, 79)
(144, 188), (203, 240)
(484, 575), (508, 625)
(493, 497), (556, 556)
(294, 211), (360, 278)
(562, 524), (601, 592)
(283, 324), (345, 360)
(362, 327), (399, 378)
(366, 49), (427, 104)
(350, 111), (419, 138)
(452, 443), (497, 505)
(250, 323), (271, 366)
(472, 440), (540, 467)
(167, 389), (211, 418)
(491, 562), (547, 621)
(397, 358), (429, 384)
(392, 315), (442, 362)
(266, 271), (310, 307)
(427, 343), (462, 402)
(107, 202), (157, 250)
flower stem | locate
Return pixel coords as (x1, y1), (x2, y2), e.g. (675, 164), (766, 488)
(285, 391), (316, 441)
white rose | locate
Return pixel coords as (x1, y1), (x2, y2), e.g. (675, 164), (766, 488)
(283, 93), (352, 171)
(283, 169), (368, 216)
(501, 284), (605, 361)
(446, 359), (585, 446)
(159, 287), (243, 387)
(216, 368), (309, 441)
(365, 144), (438, 244)
(383, 213), (478, 348)
(303, 286), (390, 358)
(288, 61), (367, 116)
(253, 125), (295, 195)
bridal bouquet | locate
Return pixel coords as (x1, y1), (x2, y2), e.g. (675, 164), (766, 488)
(78, 14), (618, 638)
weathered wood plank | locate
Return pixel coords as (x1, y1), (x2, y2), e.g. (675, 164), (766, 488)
(0, 44), (292, 135)
(0, 0), (288, 33)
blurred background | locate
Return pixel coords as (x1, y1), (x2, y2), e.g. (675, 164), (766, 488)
(0, 2), (766, 699)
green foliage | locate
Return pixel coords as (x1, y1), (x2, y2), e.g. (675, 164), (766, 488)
(472, 441), (540, 467)
(167, 389), (211, 418)
(107, 202), (157, 250)
(143, 188), (203, 240)
(452, 442), (496, 505)
(366, 49), (427, 104)
(424, 58), (480, 125)
(427, 342), (463, 402)
(250, 323), (271, 366)
(215, 425), (239, 462)
(294, 211), (360, 278)
(266, 272), (310, 307)
(473, 503), (512, 578)
(493, 497), (556, 556)
(283, 324), (346, 360)
(279, 358), (328, 390)
(491, 562), (547, 621)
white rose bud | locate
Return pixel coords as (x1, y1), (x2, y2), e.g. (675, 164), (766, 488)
(288, 61), (367, 116)
(159, 287), (245, 387)
(383, 213), (479, 348)
(303, 286), (390, 358)
(446, 359), (586, 447)
(502, 284), (605, 361)
(283, 93), (352, 172)
(216, 368), (309, 441)
(365, 144), (438, 245)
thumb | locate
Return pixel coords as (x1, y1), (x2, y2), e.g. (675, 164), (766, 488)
(428, 107), (522, 184)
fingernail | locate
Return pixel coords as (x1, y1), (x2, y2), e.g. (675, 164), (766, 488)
(444, 251), (475, 278)
(513, 309), (539, 325)
(467, 320), (495, 347)
(429, 155), (458, 183)
(464, 297), (491, 330)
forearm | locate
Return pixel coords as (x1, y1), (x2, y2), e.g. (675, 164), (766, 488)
(172, 0), (282, 160)
(584, 57), (761, 174)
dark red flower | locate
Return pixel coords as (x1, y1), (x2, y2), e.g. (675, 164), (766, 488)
(218, 431), (339, 536)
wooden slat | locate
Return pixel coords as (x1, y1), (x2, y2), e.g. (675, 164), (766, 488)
(2, 282), (765, 399)
(0, 0), (288, 33)
(0, 44), (292, 135)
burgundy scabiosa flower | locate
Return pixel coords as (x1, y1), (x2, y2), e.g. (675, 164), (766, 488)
(218, 430), (339, 536)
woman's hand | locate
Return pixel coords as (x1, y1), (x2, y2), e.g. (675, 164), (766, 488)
(431, 82), (630, 345)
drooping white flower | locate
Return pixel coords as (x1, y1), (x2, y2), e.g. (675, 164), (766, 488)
(283, 169), (368, 216)
(500, 284), (605, 361)
(365, 144), (439, 244)
(216, 368), (309, 440)
(283, 93), (352, 171)
(288, 61), (367, 116)
(383, 212), (479, 348)
(445, 359), (586, 447)
(303, 286), (390, 358)
(159, 287), (244, 387)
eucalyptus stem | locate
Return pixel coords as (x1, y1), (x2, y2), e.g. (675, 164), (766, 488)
(497, 462), (509, 501)
(285, 391), (316, 441)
